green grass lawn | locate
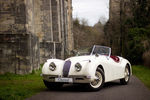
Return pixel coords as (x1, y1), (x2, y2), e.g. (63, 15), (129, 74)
(132, 65), (150, 89)
(0, 68), (45, 100)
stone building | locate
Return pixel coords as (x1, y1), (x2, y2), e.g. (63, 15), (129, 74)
(0, 0), (74, 74)
(105, 0), (133, 55)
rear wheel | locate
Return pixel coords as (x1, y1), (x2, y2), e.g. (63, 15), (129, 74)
(43, 80), (63, 90)
(86, 68), (104, 91)
(120, 65), (130, 85)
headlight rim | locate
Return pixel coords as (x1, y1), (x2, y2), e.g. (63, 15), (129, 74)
(75, 63), (82, 72)
(49, 62), (56, 71)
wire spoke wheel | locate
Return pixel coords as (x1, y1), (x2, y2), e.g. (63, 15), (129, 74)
(125, 67), (130, 82)
(90, 70), (103, 89)
(120, 65), (130, 85)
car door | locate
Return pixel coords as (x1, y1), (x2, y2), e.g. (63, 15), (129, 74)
(108, 57), (124, 80)
(96, 56), (115, 82)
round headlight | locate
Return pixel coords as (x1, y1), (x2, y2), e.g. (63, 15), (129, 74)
(49, 62), (56, 71)
(75, 63), (82, 72)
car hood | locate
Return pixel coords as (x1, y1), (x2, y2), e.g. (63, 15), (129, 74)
(65, 55), (93, 63)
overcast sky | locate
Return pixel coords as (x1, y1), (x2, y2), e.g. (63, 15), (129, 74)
(72, 0), (109, 26)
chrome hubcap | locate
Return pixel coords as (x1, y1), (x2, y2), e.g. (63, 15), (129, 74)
(90, 71), (102, 88)
(125, 68), (130, 82)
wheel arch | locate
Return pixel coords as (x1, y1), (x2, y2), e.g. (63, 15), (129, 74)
(97, 65), (105, 75)
(126, 63), (132, 75)
(97, 65), (105, 79)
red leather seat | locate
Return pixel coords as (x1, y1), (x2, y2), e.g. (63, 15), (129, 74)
(110, 55), (120, 63)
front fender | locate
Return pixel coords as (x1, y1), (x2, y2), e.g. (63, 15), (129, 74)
(86, 59), (103, 80)
(42, 59), (65, 75)
(68, 60), (98, 81)
(69, 60), (90, 76)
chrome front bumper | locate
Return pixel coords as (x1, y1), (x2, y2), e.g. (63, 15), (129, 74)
(42, 74), (91, 83)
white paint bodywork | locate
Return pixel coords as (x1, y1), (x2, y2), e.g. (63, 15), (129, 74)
(42, 54), (132, 83)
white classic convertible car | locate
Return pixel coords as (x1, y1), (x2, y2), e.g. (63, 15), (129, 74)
(42, 45), (132, 91)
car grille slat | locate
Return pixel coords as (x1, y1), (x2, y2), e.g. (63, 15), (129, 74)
(63, 60), (71, 77)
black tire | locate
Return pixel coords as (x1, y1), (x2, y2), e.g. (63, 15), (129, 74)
(120, 65), (130, 85)
(43, 80), (63, 90)
(86, 68), (105, 91)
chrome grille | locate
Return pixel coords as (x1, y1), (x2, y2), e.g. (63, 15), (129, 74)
(63, 60), (71, 77)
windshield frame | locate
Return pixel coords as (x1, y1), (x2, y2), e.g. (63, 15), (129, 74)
(90, 45), (111, 57)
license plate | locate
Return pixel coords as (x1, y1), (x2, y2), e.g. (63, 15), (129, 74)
(55, 78), (73, 83)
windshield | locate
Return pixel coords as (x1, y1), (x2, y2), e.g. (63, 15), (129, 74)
(90, 45), (111, 56)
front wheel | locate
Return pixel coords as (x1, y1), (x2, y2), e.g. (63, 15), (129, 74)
(120, 65), (130, 85)
(43, 80), (63, 90)
(86, 68), (105, 91)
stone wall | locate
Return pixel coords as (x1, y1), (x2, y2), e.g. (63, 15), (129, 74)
(0, 34), (39, 74)
(0, 0), (40, 74)
(0, 0), (73, 74)
(105, 0), (133, 55)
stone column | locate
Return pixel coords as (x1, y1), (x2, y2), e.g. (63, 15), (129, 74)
(67, 0), (74, 54)
(107, 0), (121, 55)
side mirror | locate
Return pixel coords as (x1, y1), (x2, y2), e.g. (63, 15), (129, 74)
(95, 53), (99, 57)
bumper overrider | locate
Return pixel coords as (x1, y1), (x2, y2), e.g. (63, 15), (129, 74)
(42, 74), (91, 83)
